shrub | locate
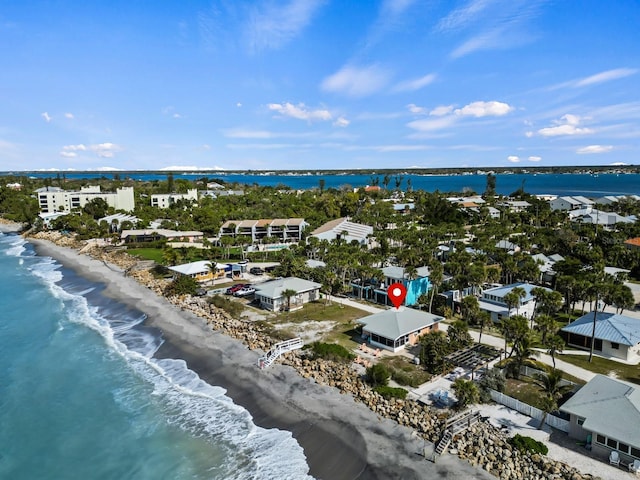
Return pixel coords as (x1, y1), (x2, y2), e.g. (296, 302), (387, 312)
(309, 342), (355, 362)
(208, 295), (245, 318)
(508, 434), (549, 455)
(374, 385), (408, 400)
(165, 275), (198, 296)
(365, 363), (391, 387)
(478, 368), (506, 403)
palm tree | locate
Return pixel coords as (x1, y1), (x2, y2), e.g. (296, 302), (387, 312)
(477, 310), (491, 346)
(281, 288), (298, 313)
(534, 314), (556, 346)
(452, 378), (480, 410)
(534, 369), (573, 429)
(428, 260), (444, 313)
(546, 335), (565, 369)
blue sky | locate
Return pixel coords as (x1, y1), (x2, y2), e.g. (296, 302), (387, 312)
(1, 0), (639, 171)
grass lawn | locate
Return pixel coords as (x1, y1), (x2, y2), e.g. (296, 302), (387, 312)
(379, 356), (431, 387)
(126, 248), (164, 263)
(504, 377), (547, 410)
(275, 301), (366, 324)
(560, 354), (640, 385)
(274, 301), (367, 350)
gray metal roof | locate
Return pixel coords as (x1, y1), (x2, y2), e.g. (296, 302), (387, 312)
(561, 312), (640, 346)
(357, 308), (443, 341)
(381, 265), (430, 280)
(560, 375), (640, 447)
(254, 277), (321, 299)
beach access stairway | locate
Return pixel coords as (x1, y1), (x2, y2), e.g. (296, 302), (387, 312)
(432, 410), (482, 461)
(258, 337), (304, 369)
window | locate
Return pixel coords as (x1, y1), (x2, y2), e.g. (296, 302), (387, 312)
(632, 447), (640, 459)
(611, 342), (619, 350)
(596, 434), (606, 445)
(618, 443), (630, 454)
(607, 438), (617, 449)
(577, 417), (585, 426)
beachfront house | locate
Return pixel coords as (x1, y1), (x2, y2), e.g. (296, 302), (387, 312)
(560, 375), (640, 466)
(308, 217), (373, 246)
(478, 282), (549, 322)
(254, 277), (321, 312)
(168, 260), (230, 284)
(357, 308), (443, 352)
(352, 265), (431, 307)
(560, 312), (640, 363)
(121, 228), (204, 244)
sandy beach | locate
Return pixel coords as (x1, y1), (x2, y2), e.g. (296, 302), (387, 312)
(28, 237), (494, 480)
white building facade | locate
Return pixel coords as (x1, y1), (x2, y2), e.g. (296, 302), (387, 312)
(37, 186), (135, 214)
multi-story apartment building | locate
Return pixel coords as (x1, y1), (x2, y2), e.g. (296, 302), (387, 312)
(37, 186), (135, 214)
(219, 218), (308, 243)
(150, 189), (198, 209)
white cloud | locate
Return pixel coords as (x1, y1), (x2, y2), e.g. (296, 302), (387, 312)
(430, 105), (454, 116)
(407, 104), (427, 114)
(454, 101), (513, 117)
(333, 116), (350, 127)
(439, 1), (545, 58)
(436, 0), (494, 32)
(576, 145), (613, 154)
(393, 73), (436, 92)
(64, 113), (74, 119)
(407, 115), (458, 132)
(267, 102), (332, 121)
(537, 114), (594, 137)
(59, 151), (77, 158)
(381, 0), (418, 16)
(62, 144), (87, 151)
(507, 155), (520, 162)
(321, 64), (391, 97)
(236, 103), (242, 108)
(246, 0), (326, 52)
(528, 156), (542, 161)
(41, 112), (51, 122)
(575, 68), (637, 87)
(90, 143), (122, 158)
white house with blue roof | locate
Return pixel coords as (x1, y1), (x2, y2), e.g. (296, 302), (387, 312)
(561, 312), (640, 363)
(478, 282), (550, 322)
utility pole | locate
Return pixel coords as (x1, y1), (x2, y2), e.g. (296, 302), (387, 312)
(589, 293), (598, 363)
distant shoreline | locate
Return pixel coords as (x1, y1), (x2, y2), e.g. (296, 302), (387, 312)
(1, 164), (639, 177)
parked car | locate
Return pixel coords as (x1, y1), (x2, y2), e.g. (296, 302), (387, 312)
(226, 284), (248, 295)
(234, 287), (256, 297)
(250, 267), (264, 275)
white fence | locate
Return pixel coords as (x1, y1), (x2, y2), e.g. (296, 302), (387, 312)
(489, 389), (570, 432)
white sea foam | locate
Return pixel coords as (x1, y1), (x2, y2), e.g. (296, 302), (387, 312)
(28, 258), (314, 480)
(1, 235), (26, 257)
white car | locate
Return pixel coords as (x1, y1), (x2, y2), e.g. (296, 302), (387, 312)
(234, 287), (256, 297)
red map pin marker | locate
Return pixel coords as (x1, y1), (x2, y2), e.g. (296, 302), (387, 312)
(387, 283), (407, 309)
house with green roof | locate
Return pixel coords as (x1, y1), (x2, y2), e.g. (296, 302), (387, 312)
(357, 308), (443, 352)
(561, 312), (640, 363)
(560, 375), (640, 464)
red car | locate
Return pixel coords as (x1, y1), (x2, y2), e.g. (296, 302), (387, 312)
(226, 284), (250, 295)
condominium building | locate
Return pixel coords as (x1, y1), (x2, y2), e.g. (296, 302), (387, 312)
(36, 186), (135, 214)
(150, 189), (198, 208)
(219, 218), (308, 243)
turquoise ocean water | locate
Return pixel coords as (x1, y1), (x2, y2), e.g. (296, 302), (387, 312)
(0, 232), (312, 480)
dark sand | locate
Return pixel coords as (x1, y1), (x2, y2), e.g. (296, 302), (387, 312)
(29, 238), (494, 480)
